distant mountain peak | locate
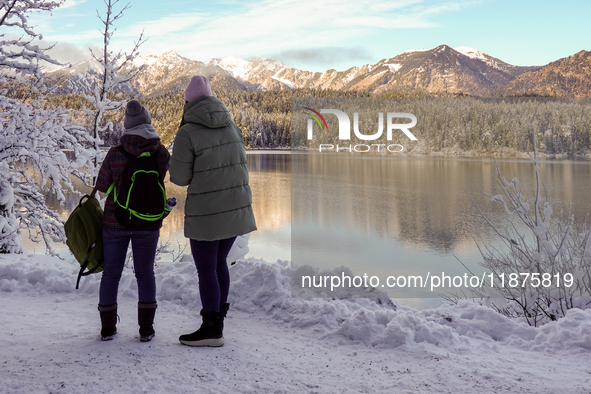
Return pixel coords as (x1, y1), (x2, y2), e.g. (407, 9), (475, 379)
(160, 50), (181, 57)
(207, 56), (285, 80)
(453, 46), (488, 60)
(132, 50), (188, 68)
(402, 48), (430, 54)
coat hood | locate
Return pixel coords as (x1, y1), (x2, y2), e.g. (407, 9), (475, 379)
(120, 124), (161, 156)
(122, 124), (160, 140)
(183, 95), (231, 129)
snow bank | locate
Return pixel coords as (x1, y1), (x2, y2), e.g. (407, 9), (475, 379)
(1, 254), (591, 355)
(0, 254), (80, 293)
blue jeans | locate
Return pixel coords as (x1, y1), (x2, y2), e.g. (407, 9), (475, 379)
(99, 230), (160, 306)
(190, 237), (236, 313)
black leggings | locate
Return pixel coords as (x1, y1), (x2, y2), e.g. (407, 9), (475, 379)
(190, 237), (237, 313)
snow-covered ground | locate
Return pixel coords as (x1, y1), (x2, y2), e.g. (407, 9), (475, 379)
(1, 254), (591, 393)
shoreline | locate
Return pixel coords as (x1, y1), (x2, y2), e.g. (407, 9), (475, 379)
(74, 147), (591, 161)
(246, 148), (591, 161)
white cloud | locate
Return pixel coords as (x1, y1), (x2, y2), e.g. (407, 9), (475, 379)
(121, 13), (209, 38)
(45, 29), (102, 45)
(419, 2), (463, 15)
(45, 41), (101, 66)
(59, 0), (88, 9)
(112, 0), (455, 62)
(39, 0), (470, 67)
(274, 46), (373, 66)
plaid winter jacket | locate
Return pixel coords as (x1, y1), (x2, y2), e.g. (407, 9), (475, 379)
(96, 125), (170, 231)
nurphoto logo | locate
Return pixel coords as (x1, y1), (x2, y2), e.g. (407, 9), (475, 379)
(304, 107), (418, 153)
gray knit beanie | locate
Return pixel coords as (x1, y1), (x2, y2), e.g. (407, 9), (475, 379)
(124, 100), (151, 129)
(184, 75), (212, 102)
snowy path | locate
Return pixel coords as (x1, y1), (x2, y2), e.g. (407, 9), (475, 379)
(1, 255), (591, 393)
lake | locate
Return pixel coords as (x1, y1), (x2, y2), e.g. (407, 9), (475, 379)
(22, 152), (591, 307)
(291, 153), (591, 303)
(24, 152), (292, 263)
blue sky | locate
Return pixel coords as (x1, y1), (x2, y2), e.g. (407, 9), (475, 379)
(29, 0), (591, 71)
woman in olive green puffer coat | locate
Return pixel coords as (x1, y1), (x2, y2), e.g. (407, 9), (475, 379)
(169, 75), (256, 347)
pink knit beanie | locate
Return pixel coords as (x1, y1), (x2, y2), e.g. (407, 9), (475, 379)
(185, 75), (212, 102)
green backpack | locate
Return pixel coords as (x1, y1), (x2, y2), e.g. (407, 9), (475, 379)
(65, 188), (104, 289)
(106, 145), (170, 231)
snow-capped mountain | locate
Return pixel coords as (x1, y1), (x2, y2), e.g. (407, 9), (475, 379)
(208, 57), (284, 79)
(47, 46), (541, 96)
(132, 50), (246, 95)
(47, 50), (246, 95)
(362, 44), (539, 95)
(206, 56), (292, 91)
(210, 45), (536, 95)
(47, 58), (106, 94)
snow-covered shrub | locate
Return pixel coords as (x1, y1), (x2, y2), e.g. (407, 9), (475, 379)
(463, 133), (591, 326)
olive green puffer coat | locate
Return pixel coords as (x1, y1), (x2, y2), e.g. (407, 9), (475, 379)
(169, 95), (257, 241)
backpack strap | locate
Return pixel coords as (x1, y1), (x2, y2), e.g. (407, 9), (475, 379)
(80, 186), (99, 204)
(107, 145), (163, 197)
(76, 260), (102, 290)
(105, 146), (131, 197)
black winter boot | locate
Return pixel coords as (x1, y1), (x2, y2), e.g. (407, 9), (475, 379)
(219, 302), (230, 331)
(98, 303), (117, 341)
(179, 310), (224, 347)
(138, 302), (157, 342)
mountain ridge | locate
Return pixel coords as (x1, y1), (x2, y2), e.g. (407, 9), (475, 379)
(494, 49), (591, 97)
(48, 45), (591, 97)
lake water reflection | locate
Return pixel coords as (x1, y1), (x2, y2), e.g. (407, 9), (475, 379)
(291, 153), (591, 300)
(150, 152), (292, 263)
(23, 153), (591, 304)
(25, 152), (292, 263)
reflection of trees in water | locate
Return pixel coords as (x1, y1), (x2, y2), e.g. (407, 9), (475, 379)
(292, 155), (591, 254)
(247, 154), (291, 232)
(40, 153), (591, 256)
(247, 152), (291, 173)
(43, 153), (293, 236)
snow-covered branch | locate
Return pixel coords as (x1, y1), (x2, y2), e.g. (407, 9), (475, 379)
(81, 0), (146, 184)
(0, 0), (96, 254)
(461, 132), (591, 326)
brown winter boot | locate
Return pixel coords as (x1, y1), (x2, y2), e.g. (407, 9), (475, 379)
(138, 301), (157, 342)
(179, 310), (224, 347)
(219, 302), (230, 331)
(98, 303), (117, 341)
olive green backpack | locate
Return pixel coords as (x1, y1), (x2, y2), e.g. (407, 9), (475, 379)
(65, 188), (104, 289)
